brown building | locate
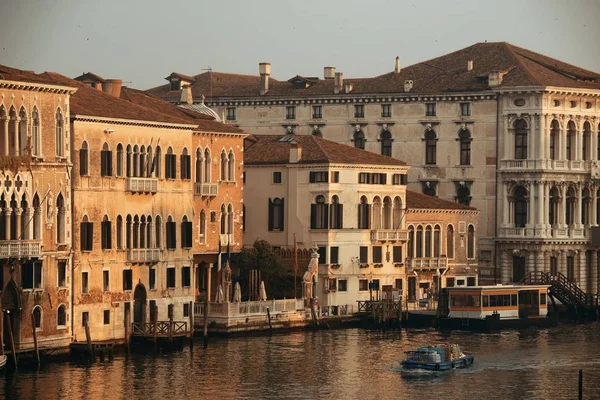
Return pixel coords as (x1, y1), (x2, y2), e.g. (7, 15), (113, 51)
(0, 65), (77, 352)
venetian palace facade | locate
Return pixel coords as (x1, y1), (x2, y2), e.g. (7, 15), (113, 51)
(148, 42), (600, 295)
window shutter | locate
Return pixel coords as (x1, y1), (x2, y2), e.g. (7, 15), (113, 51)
(165, 156), (170, 178)
(358, 204), (362, 228)
(80, 222), (87, 250)
(323, 206), (329, 229)
(310, 204), (317, 229)
(359, 246), (368, 263)
(186, 221), (192, 247)
(309, 171), (315, 183)
(268, 198), (274, 231)
(366, 204), (371, 229)
(337, 204), (343, 229)
(180, 155), (185, 178)
(330, 247), (339, 264)
(181, 222), (186, 248)
(87, 223), (93, 251)
(80, 150), (87, 175)
(107, 151), (113, 176)
(280, 198), (285, 231)
(393, 246), (402, 263)
(172, 156), (177, 179)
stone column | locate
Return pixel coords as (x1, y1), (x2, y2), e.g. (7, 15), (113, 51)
(11, 118), (18, 156)
(544, 182), (551, 228)
(529, 114), (536, 160)
(501, 251), (511, 284)
(4, 208), (11, 240)
(502, 183), (510, 226)
(558, 120), (564, 160)
(538, 114), (546, 160)
(2, 118), (8, 156)
(23, 207), (33, 240)
(559, 251), (567, 276)
(536, 251), (544, 275)
(504, 116), (512, 159)
(527, 182), (535, 227)
(148, 222), (155, 248)
(592, 185), (598, 226)
(559, 186), (567, 227)
(576, 184), (583, 228)
(591, 250), (599, 296)
(207, 263), (214, 302)
(536, 182), (544, 228)
(578, 250), (587, 290)
(526, 251), (536, 278)
(14, 207), (22, 241)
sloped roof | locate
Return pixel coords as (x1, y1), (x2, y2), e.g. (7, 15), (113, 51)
(244, 134), (407, 166)
(406, 190), (476, 211)
(0, 64), (71, 87)
(74, 72), (106, 83)
(146, 42), (600, 101)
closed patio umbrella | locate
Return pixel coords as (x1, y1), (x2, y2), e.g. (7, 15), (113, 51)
(216, 284), (224, 303)
(259, 281), (267, 301)
(233, 282), (242, 303)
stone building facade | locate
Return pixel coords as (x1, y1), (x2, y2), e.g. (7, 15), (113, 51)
(0, 65), (76, 352)
(148, 42), (600, 293)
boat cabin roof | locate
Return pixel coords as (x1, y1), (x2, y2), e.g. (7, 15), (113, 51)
(447, 284), (550, 293)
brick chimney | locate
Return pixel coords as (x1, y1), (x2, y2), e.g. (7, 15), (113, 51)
(259, 62), (271, 95)
(395, 56), (401, 73)
(404, 80), (413, 93)
(334, 72), (343, 94)
(180, 85), (193, 104)
(324, 66), (335, 79)
(467, 60), (474, 71)
(102, 79), (122, 98)
(289, 142), (302, 163)
(488, 71), (504, 87)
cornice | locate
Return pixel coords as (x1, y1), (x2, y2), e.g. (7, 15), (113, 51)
(0, 79), (77, 94)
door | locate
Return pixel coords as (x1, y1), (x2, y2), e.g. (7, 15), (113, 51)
(408, 277), (416, 302)
(2, 280), (21, 350)
(512, 256), (526, 283)
(133, 284), (147, 325)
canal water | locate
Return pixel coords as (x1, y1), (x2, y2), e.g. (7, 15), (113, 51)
(2, 322), (600, 400)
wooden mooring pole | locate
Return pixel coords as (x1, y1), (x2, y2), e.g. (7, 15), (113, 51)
(578, 369), (583, 400)
(189, 301), (194, 349)
(31, 312), (40, 368)
(0, 310), (5, 356)
(84, 319), (93, 361)
(6, 313), (17, 368)
(124, 306), (131, 355)
(152, 304), (158, 354)
(310, 298), (319, 330)
(203, 297), (209, 349)
(266, 307), (273, 333)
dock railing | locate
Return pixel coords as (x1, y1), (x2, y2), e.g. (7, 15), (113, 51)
(131, 321), (189, 337)
(194, 299), (305, 318)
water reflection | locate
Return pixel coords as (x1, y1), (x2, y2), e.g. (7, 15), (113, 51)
(1, 323), (599, 400)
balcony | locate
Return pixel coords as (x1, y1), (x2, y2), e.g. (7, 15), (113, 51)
(0, 240), (41, 259)
(126, 177), (158, 193)
(498, 226), (587, 240)
(406, 257), (448, 270)
(127, 248), (160, 264)
(499, 159), (587, 173)
(195, 183), (218, 197)
(370, 229), (409, 243)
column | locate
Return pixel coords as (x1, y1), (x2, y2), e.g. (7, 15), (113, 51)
(207, 263), (214, 302)
(527, 182), (535, 227)
(11, 118), (18, 156)
(578, 250), (587, 291)
(591, 251), (598, 296)
(148, 222), (155, 248)
(538, 115), (546, 160)
(536, 183), (544, 228)
(592, 185), (598, 226)
(544, 182), (551, 228)
(559, 251), (567, 276)
(504, 116), (512, 159)
(502, 183), (510, 226)
(559, 186), (566, 227)
(501, 251), (511, 284)
(14, 207), (22, 241)
(526, 251), (535, 277)
(25, 207), (33, 240)
(536, 251), (544, 275)
(529, 115), (536, 160)
(4, 208), (11, 239)
(576, 184), (583, 228)
(558, 120), (564, 160)
(2, 118), (8, 156)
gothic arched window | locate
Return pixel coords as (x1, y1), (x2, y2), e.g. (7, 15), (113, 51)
(514, 119), (528, 160)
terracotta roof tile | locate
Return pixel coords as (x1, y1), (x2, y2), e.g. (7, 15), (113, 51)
(245, 134), (407, 166)
(406, 190), (476, 211)
(147, 42), (600, 101)
(0, 64), (70, 86)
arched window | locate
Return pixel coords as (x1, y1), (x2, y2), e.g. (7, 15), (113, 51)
(228, 150), (235, 182)
(372, 196), (382, 230)
(550, 120), (559, 160)
(514, 186), (528, 228)
(154, 146), (162, 178)
(116, 215), (123, 249)
(33, 193), (41, 240)
(140, 215), (146, 248)
(79, 141), (89, 176)
(80, 215), (93, 251)
(456, 185), (471, 206)
(126, 145), (132, 177)
(199, 210), (206, 244)
(446, 225), (454, 259)
(220, 150), (227, 181)
(180, 147), (191, 180)
(467, 225), (475, 259)
(358, 196), (370, 229)
(116, 144), (124, 177)
(382, 196), (392, 229)
(55, 108), (64, 157)
(459, 129), (471, 165)
(425, 129), (437, 165)
(227, 204), (234, 236)
(20, 194), (28, 239)
(155, 215), (162, 248)
(56, 193), (66, 244)
(8, 107), (16, 156)
(101, 143), (112, 177)
(195, 148), (203, 184)
(32, 306), (42, 330)
(181, 215), (192, 248)
(139, 145), (146, 177)
(310, 195), (328, 229)
(220, 204), (227, 234)
(567, 121), (576, 161)
(583, 121), (591, 161)
(425, 226), (432, 257)
(9, 194), (17, 240)
(0, 106), (5, 155)
(101, 215), (112, 250)
(549, 187), (559, 226)
(380, 130), (392, 156)
(330, 195), (343, 229)
(18, 107), (27, 156)
(416, 226), (423, 258)
(133, 215), (140, 248)
(582, 188), (591, 225)
(32, 107), (40, 156)
(57, 304), (67, 327)
(514, 119), (528, 160)
(165, 147), (176, 179)
(433, 225), (441, 257)
(126, 215), (132, 249)
(353, 129), (365, 150)
(146, 216), (153, 248)
(146, 146), (153, 177)
(566, 186), (576, 225)
(407, 226), (414, 258)
(204, 149), (211, 183)
(133, 145), (140, 177)
(166, 215), (176, 249)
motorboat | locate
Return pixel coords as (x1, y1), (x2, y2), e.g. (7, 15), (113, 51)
(400, 344), (473, 371)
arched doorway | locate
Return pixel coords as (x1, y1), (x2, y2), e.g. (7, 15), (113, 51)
(133, 283), (147, 325)
(2, 279), (21, 349)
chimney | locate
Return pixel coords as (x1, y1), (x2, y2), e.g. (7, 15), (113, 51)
(344, 83), (353, 93)
(488, 71), (504, 87)
(404, 80), (413, 93)
(324, 66), (336, 79)
(395, 56), (401, 73)
(259, 62), (271, 95)
(334, 72), (344, 94)
(467, 60), (474, 71)
(102, 79), (122, 98)
(289, 142), (302, 163)
(180, 85), (193, 104)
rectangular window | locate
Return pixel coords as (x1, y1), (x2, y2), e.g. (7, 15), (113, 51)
(166, 220), (177, 249)
(123, 269), (132, 291)
(354, 104), (365, 118)
(180, 153), (191, 180)
(182, 266), (191, 287)
(82, 312), (89, 327)
(395, 278), (403, 291)
(309, 171), (328, 183)
(371, 279), (380, 291)
(226, 107), (236, 121)
(167, 267), (176, 288)
(103, 270), (109, 292)
(268, 198), (285, 231)
(359, 279), (369, 291)
(183, 303), (190, 317)
(286, 106), (296, 120)
(103, 310), (110, 325)
(567, 256), (575, 282)
(58, 261), (66, 287)
(467, 277), (476, 286)
(338, 279), (348, 292)
(540, 293), (547, 305)
(101, 219), (112, 250)
(149, 268), (156, 290)
(426, 103), (436, 117)
(381, 104), (392, 118)
(446, 277), (455, 287)
(101, 150), (113, 176)
(359, 246), (368, 264)
(82, 271), (89, 294)
(358, 173), (387, 185)
(80, 148), (89, 176)
(460, 102), (471, 117)
(393, 246), (403, 263)
(80, 221), (94, 251)
(312, 105), (323, 119)
(181, 220), (193, 248)
(331, 171), (339, 183)
(317, 246), (326, 265)
(330, 246), (339, 264)
(273, 171), (282, 184)
(243, 172), (246, 183)
(372, 246), (382, 263)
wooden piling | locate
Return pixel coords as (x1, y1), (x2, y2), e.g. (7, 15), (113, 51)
(266, 307), (273, 333)
(6, 314), (17, 368)
(578, 369), (583, 400)
(152, 304), (158, 354)
(0, 310), (5, 356)
(124, 306), (131, 355)
(169, 311), (174, 343)
(189, 301), (194, 349)
(203, 297), (209, 349)
(310, 298), (319, 330)
(31, 312), (40, 368)
(84, 319), (93, 361)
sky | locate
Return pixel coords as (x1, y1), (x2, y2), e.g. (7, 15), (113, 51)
(1, 0), (600, 90)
